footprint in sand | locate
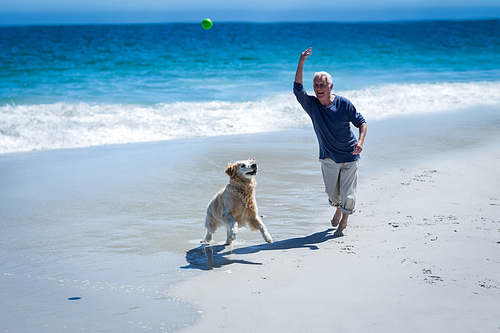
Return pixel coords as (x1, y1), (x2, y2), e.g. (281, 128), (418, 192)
(340, 244), (355, 254)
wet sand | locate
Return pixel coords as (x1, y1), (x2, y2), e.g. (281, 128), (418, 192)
(1, 108), (499, 331)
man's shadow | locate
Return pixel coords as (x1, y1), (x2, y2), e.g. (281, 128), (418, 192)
(181, 228), (340, 271)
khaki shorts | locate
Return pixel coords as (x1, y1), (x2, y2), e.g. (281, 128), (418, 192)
(320, 158), (359, 215)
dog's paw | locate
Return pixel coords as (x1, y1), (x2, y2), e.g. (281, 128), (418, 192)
(264, 232), (273, 243)
(203, 232), (213, 243)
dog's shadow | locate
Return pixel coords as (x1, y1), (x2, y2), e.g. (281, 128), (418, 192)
(181, 228), (340, 271)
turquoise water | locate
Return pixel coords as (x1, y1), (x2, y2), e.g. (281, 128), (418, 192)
(1, 20), (500, 153)
(2, 20), (499, 104)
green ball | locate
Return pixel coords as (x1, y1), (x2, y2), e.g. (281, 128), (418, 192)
(202, 18), (213, 30)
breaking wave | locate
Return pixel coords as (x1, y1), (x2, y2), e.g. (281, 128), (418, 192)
(1, 81), (499, 154)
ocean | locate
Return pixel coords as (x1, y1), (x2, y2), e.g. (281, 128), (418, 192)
(1, 19), (500, 154)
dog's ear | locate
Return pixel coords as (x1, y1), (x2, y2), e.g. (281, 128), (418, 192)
(249, 157), (256, 164)
(225, 163), (235, 177)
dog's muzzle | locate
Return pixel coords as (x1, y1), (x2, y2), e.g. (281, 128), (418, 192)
(246, 164), (258, 175)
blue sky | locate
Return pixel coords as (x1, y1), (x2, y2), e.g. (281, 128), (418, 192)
(1, 0), (499, 25)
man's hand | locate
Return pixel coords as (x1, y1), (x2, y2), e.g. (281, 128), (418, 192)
(352, 141), (363, 155)
(352, 123), (367, 155)
(295, 47), (312, 85)
(299, 47), (312, 65)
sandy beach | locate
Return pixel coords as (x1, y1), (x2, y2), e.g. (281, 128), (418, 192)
(1, 107), (499, 332)
(172, 108), (500, 332)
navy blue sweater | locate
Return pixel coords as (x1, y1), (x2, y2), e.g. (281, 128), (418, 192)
(294, 82), (366, 163)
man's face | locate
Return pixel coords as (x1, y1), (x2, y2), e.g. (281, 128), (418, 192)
(313, 75), (332, 103)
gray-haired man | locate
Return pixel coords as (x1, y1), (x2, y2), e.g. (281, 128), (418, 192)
(294, 47), (367, 236)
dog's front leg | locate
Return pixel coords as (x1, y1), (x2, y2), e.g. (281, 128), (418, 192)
(251, 216), (273, 244)
(202, 230), (213, 244)
(223, 212), (238, 245)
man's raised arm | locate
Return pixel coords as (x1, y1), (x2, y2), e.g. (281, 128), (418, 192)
(294, 47), (312, 85)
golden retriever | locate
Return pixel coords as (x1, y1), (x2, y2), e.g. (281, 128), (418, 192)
(202, 158), (273, 245)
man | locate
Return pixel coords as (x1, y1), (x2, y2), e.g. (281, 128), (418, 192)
(294, 47), (367, 236)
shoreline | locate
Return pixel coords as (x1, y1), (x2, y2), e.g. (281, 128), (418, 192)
(0, 126), (326, 332)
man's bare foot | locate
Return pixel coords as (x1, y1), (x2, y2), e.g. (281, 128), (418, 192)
(333, 213), (349, 236)
(330, 208), (341, 227)
(333, 223), (347, 236)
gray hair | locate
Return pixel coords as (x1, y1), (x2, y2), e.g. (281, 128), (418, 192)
(313, 71), (333, 87)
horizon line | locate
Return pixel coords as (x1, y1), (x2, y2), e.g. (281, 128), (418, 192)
(1, 17), (500, 28)
(1, 6), (499, 27)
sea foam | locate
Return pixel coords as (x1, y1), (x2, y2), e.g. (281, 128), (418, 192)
(1, 81), (499, 154)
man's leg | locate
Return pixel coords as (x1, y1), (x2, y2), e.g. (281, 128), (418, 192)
(340, 160), (359, 214)
(320, 159), (342, 227)
(331, 207), (341, 227)
(334, 160), (359, 236)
